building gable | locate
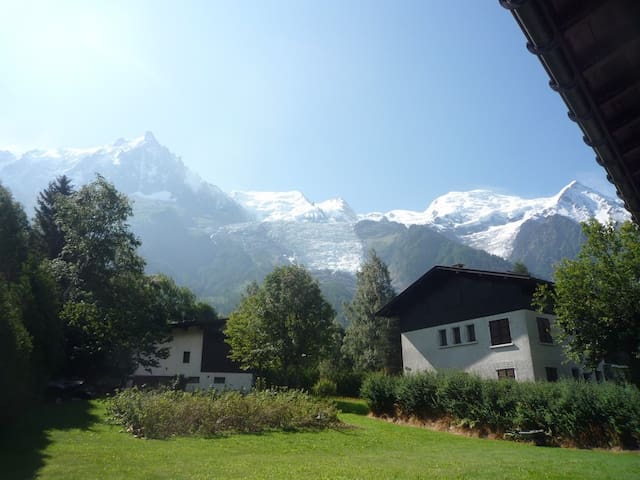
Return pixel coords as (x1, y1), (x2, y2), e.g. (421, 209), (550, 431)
(378, 266), (550, 333)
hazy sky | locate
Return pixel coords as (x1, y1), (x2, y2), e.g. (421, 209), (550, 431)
(0, 0), (615, 213)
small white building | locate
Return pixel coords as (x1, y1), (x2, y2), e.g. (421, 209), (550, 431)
(132, 319), (253, 391)
(378, 266), (589, 382)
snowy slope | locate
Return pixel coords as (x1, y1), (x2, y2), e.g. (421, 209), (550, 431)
(0, 132), (246, 223)
(1, 133), (630, 281)
(232, 191), (357, 223)
(360, 181), (629, 258)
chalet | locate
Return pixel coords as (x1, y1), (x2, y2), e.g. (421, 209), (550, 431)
(131, 318), (252, 391)
(377, 265), (588, 382)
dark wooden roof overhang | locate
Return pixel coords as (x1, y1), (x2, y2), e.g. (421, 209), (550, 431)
(376, 265), (550, 318)
(500, 0), (640, 222)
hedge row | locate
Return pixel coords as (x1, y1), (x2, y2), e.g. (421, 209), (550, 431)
(361, 371), (640, 449)
(106, 387), (341, 439)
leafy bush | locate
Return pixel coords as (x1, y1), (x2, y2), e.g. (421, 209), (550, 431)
(435, 372), (485, 427)
(106, 387), (342, 439)
(360, 373), (398, 416)
(394, 372), (438, 418)
(332, 370), (365, 397)
(477, 379), (519, 433)
(361, 370), (640, 449)
(312, 378), (337, 397)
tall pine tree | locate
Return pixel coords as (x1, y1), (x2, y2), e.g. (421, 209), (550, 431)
(34, 175), (74, 259)
(342, 249), (399, 372)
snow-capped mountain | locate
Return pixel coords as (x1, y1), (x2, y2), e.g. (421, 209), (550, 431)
(361, 181), (629, 259)
(0, 133), (630, 316)
(231, 191), (358, 223)
(0, 132), (247, 224)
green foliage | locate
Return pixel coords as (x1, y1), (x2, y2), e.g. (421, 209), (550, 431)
(394, 372), (439, 418)
(225, 265), (336, 387)
(342, 249), (399, 372)
(0, 279), (32, 420)
(512, 261), (530, 275)
(534, 220), (640, 382)
(43, 176), (177, 380)
(360, 373), (398, 416)
(14, 259), (64, 392)
(312, 378), (337, 397)
(0, 183), (29, 282)
(361, 371), (640, 448)
(33, 175), (74, 260)
(53, 175), (144, 294)
(105, 388), (342, 439)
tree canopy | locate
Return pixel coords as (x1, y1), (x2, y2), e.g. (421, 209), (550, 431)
(33, 175), (74, 259)
(225, 265), (336, 386)
(342, 249), (399, 372)
(534, 219), (640, 383)
(0, 183), (29, 282)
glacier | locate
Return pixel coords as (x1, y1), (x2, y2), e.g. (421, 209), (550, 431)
(1, 133), (630, 273)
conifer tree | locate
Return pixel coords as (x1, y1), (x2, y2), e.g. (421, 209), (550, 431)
(34, 175), (74, 259)
(342, 250), (399, 372)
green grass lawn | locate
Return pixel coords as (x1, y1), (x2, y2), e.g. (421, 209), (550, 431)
(2, 398), (638, 480)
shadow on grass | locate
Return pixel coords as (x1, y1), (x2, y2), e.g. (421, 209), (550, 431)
(0, 400), (99, 480)
(334, 398), (370, 415)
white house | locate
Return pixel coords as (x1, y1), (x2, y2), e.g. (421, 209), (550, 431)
(378, 266), (594, 382)
(131, 319), (253, 391)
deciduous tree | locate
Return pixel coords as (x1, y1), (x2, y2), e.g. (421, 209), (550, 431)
(0, 183), (29, 282)
(51, 176), (168, 380)
(225, 265), (335, 386)
(534, 219), (640, 383)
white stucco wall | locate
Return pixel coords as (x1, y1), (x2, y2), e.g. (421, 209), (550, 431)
(135, 326), (204, 378)
(133, 326), (253, 391)
(524, 312), (578, 380)
(401, 309), (571, 381)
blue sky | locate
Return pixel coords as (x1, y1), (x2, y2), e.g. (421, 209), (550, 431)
(0, 0), (614, 213)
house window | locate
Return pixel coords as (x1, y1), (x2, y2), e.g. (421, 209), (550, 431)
(545, 367), (558, 382)
(489, 318), (511, 345)
(213, 376), (226, 384)
(571, 367), (580, 380)
(466, 324), (476, 342)
(182, 351), (191, 364)
(497, 368), (515, 380)
(186, 376), (200, 384)
(438, 329), (447, 347)
(595, 370), (603, 382)
(536, 317), (553, 343)
(452, 327), (461, 344)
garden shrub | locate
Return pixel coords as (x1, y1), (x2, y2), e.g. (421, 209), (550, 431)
(477, 378), (519, 433)
(333, 370), (365, 397)
(106, 387), (341, 439)
(360, 373), (398, 416)
(362, 371), (640, 449)
(395, 372), (438, 418)
(435, 372), (485, 427)
(312, 378), (337, 397)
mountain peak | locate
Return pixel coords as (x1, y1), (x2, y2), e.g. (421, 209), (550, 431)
(143, 131), (158, 144)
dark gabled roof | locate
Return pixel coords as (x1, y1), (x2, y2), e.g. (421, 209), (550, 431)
(377, 265), (551, 318)
(169, 317), (228, 330)
(501, 0), (640, 223)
